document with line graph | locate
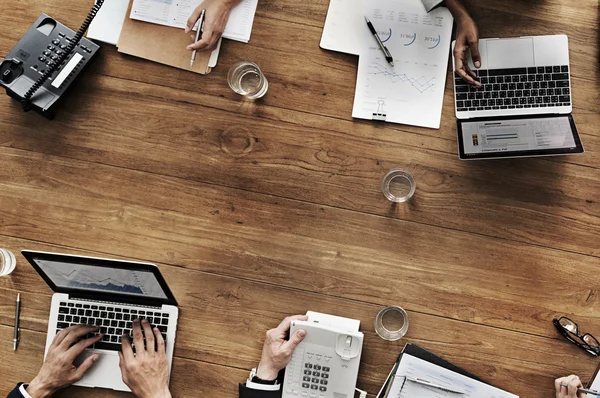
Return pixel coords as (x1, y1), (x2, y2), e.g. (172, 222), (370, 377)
(352, 0), (453, 129)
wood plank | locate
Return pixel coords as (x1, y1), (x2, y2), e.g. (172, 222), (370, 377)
(0, 236), (597, 398)
(1, 78), (598, 258)
(0, 147), (598, 340)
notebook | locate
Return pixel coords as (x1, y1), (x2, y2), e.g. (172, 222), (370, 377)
(117, 0), (213, 75)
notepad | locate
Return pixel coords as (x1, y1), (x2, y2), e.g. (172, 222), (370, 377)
(320, 0), (364, 55)
(130, 0), (259, 43)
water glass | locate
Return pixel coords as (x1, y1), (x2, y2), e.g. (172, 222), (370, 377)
(375, 306), (409, 341)
(381, 169), (416, 203)
(227, 61), (269, 99)
(0, 248), (16, 276)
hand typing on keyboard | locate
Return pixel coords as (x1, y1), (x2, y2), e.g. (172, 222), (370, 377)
(25, 325), (103, 398)
(119, 319), (172, 398)
(447, 0), (482, 86)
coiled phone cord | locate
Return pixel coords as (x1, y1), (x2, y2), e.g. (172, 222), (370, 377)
(22, 0), (104, 112)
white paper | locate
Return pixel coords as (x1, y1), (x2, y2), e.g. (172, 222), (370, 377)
(208, 38), (222, 67)
(87, 0), (130, 45)
(590, 369), (600, 391)
(320, 0), (364, 55)
(352, 0), (453, 129)
(130, 0), (258, 43)
(389, 354), (519, 398)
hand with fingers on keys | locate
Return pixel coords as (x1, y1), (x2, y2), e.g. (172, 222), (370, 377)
(26, 325), (104, 398)
(449, 1), (482, 87)
(185, 0), (242, 52)
(256, 315), (309, 381)
(119, 319), (172, 398)
(555, 375), (587, 398)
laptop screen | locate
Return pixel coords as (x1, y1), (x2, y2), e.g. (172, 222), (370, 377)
(33, 258), (169, 300)
(457, 114), (583, 159)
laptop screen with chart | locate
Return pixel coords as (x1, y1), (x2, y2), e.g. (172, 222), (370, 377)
(352, 0), (453, 129)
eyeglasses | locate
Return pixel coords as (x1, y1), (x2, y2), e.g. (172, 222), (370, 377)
(553, 316), (600, 356)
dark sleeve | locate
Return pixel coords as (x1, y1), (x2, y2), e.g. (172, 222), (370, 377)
(238, 384), (282, 398)
(7, 383), (26, 398)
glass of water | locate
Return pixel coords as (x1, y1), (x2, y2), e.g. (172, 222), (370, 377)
(227, 61), (269, 100)
(374, 306), (409, 341)
(381, 169), (416, 203)
(0, 248), (16, 276)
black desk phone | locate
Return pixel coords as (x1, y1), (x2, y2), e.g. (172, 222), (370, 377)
(0, 1), (104, 119)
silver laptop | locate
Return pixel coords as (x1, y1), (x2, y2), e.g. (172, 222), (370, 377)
(452, 35), (583, 160)
(22, 250), (179, 392)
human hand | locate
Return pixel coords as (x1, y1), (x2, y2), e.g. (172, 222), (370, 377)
(26, 325), (103, 398)
(185, 0), (242, 52)
(256, 315), (308, 380)
(119, 319), (172, 398)
(453, 14), (481, 87)
(555, 375), (587, 398)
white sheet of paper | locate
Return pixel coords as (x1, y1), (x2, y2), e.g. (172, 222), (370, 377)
(87, 0), (130, 45)
(389, 354), (520, 398)
(352, 0), (453, 129)
(589, 368), (600, 391)
(130, 0), (258, 43)
(320, 0), (364, 55)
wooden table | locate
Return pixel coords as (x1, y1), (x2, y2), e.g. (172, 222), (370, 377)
(1, 1), (599, 397)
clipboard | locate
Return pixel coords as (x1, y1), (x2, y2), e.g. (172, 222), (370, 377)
(117, 0), (212, 75)
(377, 344), (493, 398)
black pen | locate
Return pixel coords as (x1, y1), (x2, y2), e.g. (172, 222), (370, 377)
(365, 17), (394, 66)
(14, 293), (20, 351)
(561, 384), (600, 397)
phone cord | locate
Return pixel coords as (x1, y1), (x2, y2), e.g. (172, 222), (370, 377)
(22, 0), (105, 112)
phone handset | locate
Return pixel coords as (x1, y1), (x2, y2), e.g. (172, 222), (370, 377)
(22, 0), (105, 112)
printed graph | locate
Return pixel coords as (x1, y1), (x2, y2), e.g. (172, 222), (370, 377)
(368, 63), (436, 93)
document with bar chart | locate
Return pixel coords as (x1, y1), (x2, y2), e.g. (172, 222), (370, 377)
(352, 0), (453, 129)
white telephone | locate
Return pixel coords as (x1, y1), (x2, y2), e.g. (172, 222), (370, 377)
(282, 311), (364, 398)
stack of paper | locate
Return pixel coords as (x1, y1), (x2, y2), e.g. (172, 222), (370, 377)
(320, 0), (454, 129)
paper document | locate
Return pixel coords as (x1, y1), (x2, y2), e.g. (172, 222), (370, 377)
(389, 354), (519, 398)
(130, 0), (258, 43)
(87, 0), (130, 45)
(320, 0), (364, 55)
(352, 0), (453, 129)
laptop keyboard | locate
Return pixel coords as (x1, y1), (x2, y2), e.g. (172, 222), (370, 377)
(454, 66), (571, 112)
(57, 301), (170, 351)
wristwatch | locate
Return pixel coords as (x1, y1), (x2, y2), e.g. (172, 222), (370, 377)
(249, 368), (279, 385)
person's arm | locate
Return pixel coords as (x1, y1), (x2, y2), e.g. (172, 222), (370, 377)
(444, 0), (482, 86)
(185, 0), (243, 52)
(118, 319), (172, 398)
(239, 315), (308, 398)
(20, 325), (103, 398)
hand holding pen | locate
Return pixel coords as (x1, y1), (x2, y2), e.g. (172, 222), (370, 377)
(557, 375), (596, 397)
(185, 0), (242, 52)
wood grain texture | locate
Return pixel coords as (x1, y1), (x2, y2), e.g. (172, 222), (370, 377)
(0, 0), (599, 397)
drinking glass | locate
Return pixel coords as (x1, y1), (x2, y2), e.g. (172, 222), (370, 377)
(227, 61), (269, 99)
(375, 306), (409, 341)
(381, 169), (416, 203)
(0, 248), (16, 276)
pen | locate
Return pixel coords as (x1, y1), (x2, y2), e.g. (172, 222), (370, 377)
(14, 293), (20, 351)
(561, 384), (600, 396)
(380, 357), (401, 398)
(189, 9), (206, 69)
(406, 376), (466, 395)
(365, 17), (394, 67)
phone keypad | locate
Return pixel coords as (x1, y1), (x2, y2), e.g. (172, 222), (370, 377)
(303, 362), (329, 392)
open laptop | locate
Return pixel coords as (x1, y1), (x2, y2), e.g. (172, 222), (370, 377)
(452, 35), (584, 160)
(22, 250), (179, 392)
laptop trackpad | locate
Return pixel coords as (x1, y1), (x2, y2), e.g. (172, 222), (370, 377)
(487, 38), (534, 68)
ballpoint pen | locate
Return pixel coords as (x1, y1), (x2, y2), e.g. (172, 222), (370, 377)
(365, 17), (394, 67)
(406, 376), (466, 394)
(14, 293), (21, 351)
(189, 9), (206, 69)
(561, 383), (600, 397)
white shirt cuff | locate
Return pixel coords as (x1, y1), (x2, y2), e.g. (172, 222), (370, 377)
(246, 379), (281, 391)
(19, 384), (33, 398)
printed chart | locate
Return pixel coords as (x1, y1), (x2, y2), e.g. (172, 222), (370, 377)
(352, 0), (454, 129)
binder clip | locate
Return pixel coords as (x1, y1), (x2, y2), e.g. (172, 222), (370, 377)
(372, 100), (387, 122)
